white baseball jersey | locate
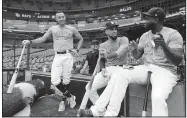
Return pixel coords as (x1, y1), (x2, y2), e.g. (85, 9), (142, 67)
(46, 25), (76, 52)
(139, 26), (183, 74)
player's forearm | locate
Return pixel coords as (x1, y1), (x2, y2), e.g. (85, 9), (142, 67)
(132, 48), (143, 59)
(31, 37), (46, 44)
(107, 52), (117, 59)
(162, 45), (182, 65)
(105, 46), (128, 59)
(76, 38), (84, 50)
(116, 46), (129, 58)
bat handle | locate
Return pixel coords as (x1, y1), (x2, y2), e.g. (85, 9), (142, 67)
(100, 57), (106, 70)
(16, 44), (26, 68)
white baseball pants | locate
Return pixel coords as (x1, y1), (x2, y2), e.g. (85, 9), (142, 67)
(79, 66), (122, 109)
(51, 53), (73, 85)
(91, 64), (178, 116)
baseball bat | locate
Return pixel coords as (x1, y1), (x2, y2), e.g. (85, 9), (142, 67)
(7, 44), (26, 93)
(79, 57), (106, 110)
(142, 71), (152, 117)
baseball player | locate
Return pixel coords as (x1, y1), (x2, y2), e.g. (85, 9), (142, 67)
(79, 7), (183, 116)
(80, 40), (99, 75)
(22, 11), (84, 110)
(78, 21), (129, 114)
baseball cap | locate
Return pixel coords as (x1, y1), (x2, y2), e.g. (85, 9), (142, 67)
(105, 21), (119, 29)
(91, 40), (99, 45)
(142, 7), (166, 21)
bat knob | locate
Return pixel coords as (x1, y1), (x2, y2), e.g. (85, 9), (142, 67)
(100, 57), (106, 62)
(148, 71), (152, 74)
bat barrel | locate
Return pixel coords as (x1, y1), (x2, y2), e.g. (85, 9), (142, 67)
(7, 71), (19, 93)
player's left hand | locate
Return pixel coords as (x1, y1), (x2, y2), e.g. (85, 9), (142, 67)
(101, 68), (108, 77)
(70, 49), (79, 56)
(129, 38), (139, 51)
(153, 34), (166, 47)
(101, 68), (111, 78)
(99, 49), (107, 59)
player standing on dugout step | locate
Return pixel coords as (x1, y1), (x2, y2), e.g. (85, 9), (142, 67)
(22, 11), (84, 111)
(78, 21), (129, 114)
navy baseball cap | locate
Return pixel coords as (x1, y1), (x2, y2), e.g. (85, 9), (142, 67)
(142, 7), (166, 21)
(105, 21), (119, 29)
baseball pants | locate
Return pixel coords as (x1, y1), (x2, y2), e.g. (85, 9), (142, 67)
(90, 64), (178, 116)
(51, 53), (74, 86)
(79, 66), (122, 109)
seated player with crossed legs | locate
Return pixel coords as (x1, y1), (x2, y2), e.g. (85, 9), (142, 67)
(78, 21), (129, 115)
(80, 7), (183, 117)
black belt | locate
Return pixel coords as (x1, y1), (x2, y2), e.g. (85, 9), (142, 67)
(57, 51), (67, 54)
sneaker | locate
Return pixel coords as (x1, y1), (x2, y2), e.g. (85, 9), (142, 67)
(77, 109), (81, 117)
(58, 101), (65, 111)
(78, 109), (93, 117)
(68, 95), (76, 108)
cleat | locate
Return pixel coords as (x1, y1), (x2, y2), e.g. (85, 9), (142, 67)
(68, 95), (76, 108)
(58, 101), (65, 111)
(78, 109), (93, 117)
